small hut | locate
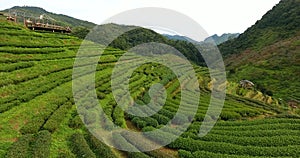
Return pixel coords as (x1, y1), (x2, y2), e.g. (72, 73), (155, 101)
(239, 80), (254, 89)
(288, 100), (299, 109)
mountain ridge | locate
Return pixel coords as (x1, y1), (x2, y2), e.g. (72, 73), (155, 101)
(162, 34), (200, 43)
(204, 33), (239, 45)
(163, 33), (240, 45)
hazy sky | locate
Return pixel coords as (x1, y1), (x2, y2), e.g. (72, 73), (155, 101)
(1, 0), (280, 37)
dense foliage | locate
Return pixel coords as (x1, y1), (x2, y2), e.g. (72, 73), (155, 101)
(71, 26), (90, 39)
(108, 27), (206, 66)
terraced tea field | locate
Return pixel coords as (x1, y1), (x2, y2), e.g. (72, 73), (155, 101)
(1, 20), (299, 158)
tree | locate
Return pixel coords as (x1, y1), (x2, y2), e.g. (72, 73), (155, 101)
(71, 27), (90, 39)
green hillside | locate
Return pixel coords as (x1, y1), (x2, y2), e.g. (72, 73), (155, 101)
(0, 14), (299, 158)
(2, 6), (96, 29)
(219, 0), (300, 56)
(83, 24), (206, 65)
(226, 35), (300, 102)
(107, 27), (205, 66)
(220, 0), (300, 102)
(1, 6), (212, 66)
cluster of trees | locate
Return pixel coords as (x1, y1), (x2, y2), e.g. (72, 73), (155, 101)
(107, 27), (205, 66)
(71, 27), (90, 39)
(256, 83), (274, 96)
(71, 24), (205, 66)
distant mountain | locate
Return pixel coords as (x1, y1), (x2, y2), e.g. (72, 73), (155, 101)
(204, 33), (239, 45)
(2, 6), (96, 29)
(222, 0), (300, 101)
(163, 34), (200, 43)
(163, 33), (239, 45)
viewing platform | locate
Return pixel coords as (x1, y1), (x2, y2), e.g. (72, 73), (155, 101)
(25, 21), (71, 33)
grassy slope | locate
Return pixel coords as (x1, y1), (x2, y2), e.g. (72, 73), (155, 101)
(0, 19), (299, 158)
(220, 0), (300, 56)
(226, 35), (300, 102)
(220, 0), (300, 102)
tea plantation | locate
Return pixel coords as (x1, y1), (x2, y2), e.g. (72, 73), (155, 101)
(0, 20), (299, 158)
